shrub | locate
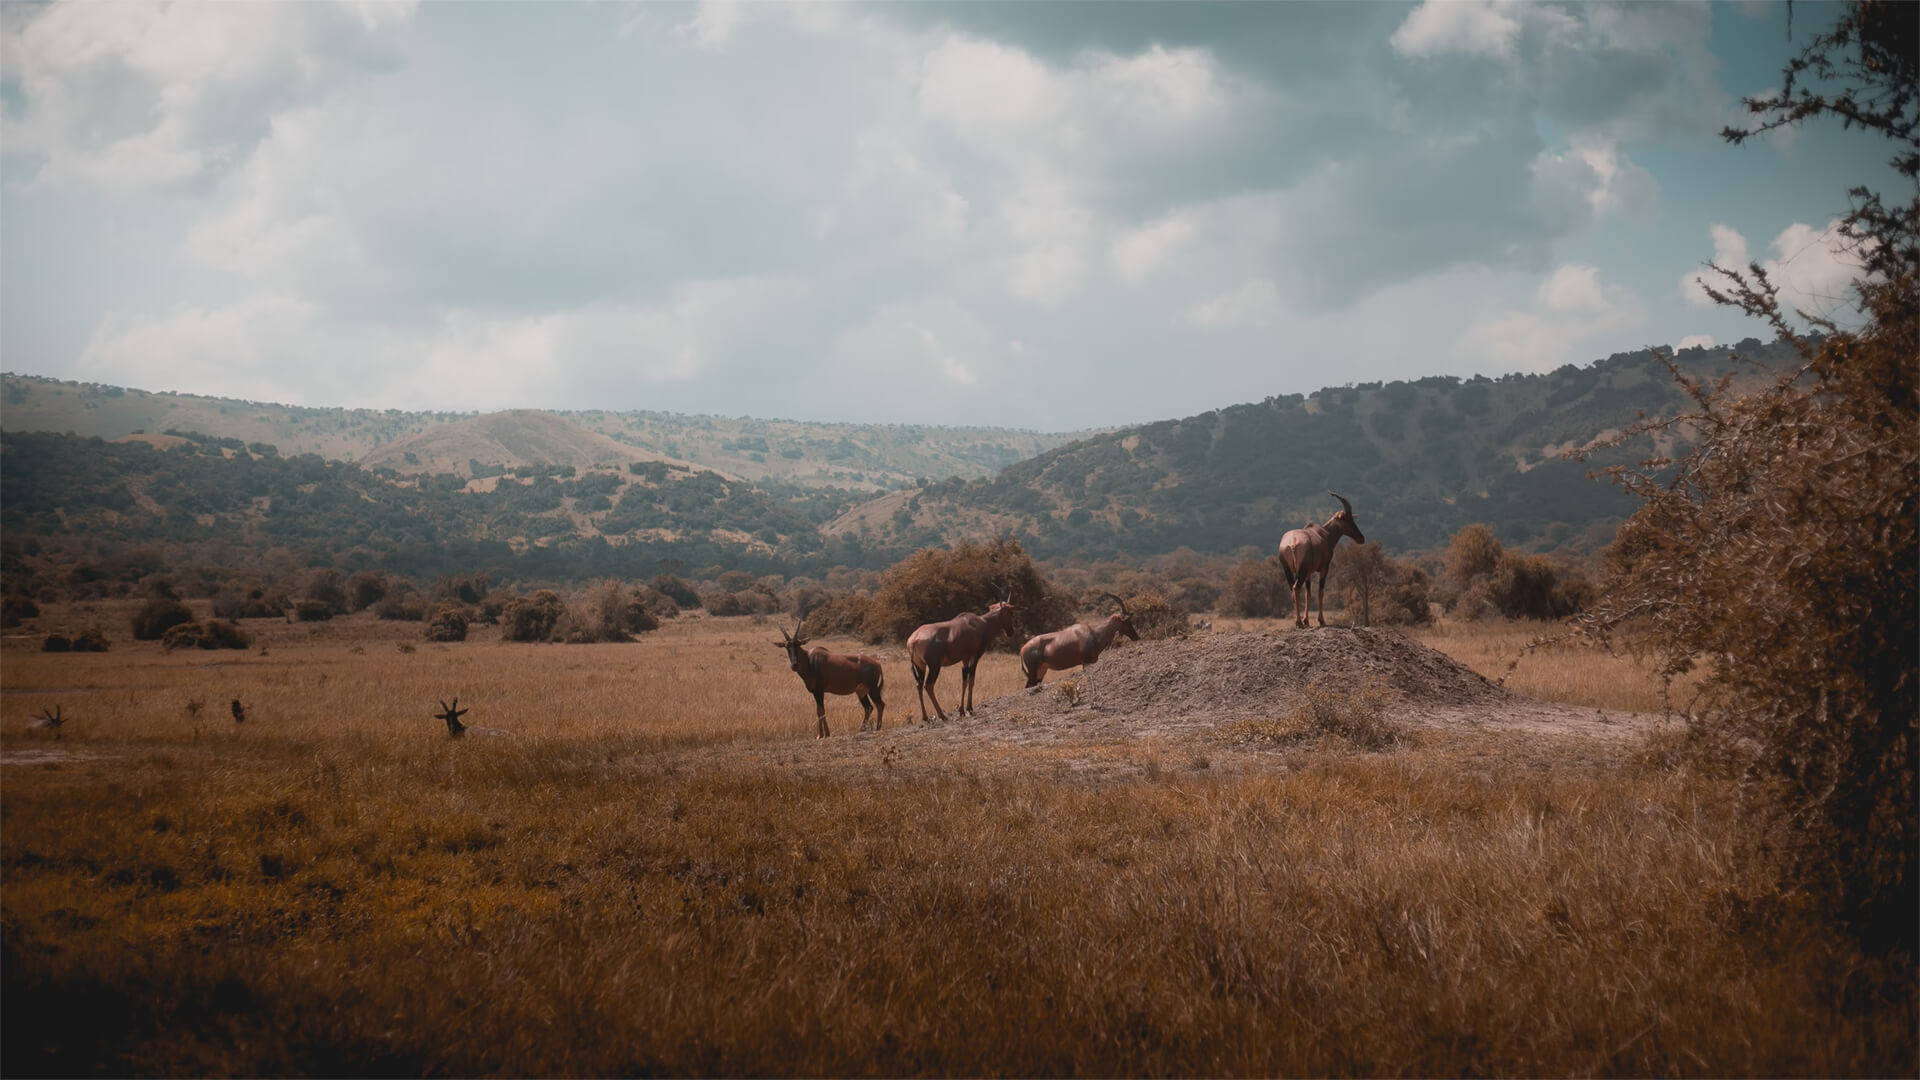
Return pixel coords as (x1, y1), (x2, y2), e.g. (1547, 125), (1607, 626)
(71, 628), (109, 652)
(374, 591), (427, 621)
(1578, 3), (1917, 957)
(1218, 559), (1291, 618)
(861, 538), (1070, 647)
(501, 591), (566, 642)
(132, 597), (194, 640)
(2, 594), (39, 628)
(347, 571), (390, 612)
(40, 633), (70, 653)
(424, 607), (469, 643)
(799, 592), (873, 640)
(703, 591), (748, 617)
(650, 574), (700, 609)
(302, 568), (349, 615)
(160, 619), (251, 651)
(1118, 590), (1189, 640)
(632, 585), (680, 619)
(293, 599), (333, 622)
(432, 573), (491, 607)
(1294, 679), (1404, 750)
(563, 581), (659, 643)
(212, 587), (282, 620)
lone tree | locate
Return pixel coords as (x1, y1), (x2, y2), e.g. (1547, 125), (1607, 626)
(1579, 0), (1916, 958)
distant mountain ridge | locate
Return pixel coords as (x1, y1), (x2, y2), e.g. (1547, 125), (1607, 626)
(0, 374), (1082, 491)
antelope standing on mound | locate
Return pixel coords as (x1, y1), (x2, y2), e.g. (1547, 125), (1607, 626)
(437, 698), (508, 738)
(775, 625), (887, 738)
(1019, 593), (1139, 698)
(1278, 490), (1365, 628)
(907, 595), (1021, 722)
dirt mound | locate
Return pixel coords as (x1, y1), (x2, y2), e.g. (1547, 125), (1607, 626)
(971, 628), (1506, 726)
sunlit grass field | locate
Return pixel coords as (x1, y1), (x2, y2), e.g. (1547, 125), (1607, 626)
(3, 605), (1911, 1076)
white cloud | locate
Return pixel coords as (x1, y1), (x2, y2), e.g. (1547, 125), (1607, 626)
(1681, 219), (1863, 319)
(1, 1), (416, 191)
(1459, 263), (1642, 372)
(1536, 264), (1607, 312)
(1112, 213), (1196, 284)
(1186, 278), (1280, 328)
(1390, 1), (1524, 60)
(678, 0), (750, 49)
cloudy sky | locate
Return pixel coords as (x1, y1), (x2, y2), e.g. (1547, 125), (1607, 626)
(0, 1), (1891, 431)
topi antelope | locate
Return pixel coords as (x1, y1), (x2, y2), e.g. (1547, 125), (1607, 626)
(907, 594), (1022, 722)
(29, 706), (64, 737)
(775, 625), (887, 738)
(1278, 490), (1365, 628)
(1019, 593), (1139, 699)
(436, 698), (507, 738)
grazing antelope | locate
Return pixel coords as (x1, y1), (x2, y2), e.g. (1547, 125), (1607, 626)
(1019, 593), (1140, 698)
(437, 698), (507, 738)
(775, 625), (887, 738)
(29, 706), (64, 737)
(1278, 490), (1366, 628)
(907, 595), (1022, 722)
(230, 699), (246, 724)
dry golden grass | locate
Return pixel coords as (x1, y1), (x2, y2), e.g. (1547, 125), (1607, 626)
(3, 606), (1911, 1077)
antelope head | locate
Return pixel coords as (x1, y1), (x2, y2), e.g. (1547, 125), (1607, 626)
(1099, 592), (1141, 642)
(984, 592), (1023, 639)
(436, 698), (469, 737)
(774, 625), (812, 675)
(1328, 490), (1365, 544)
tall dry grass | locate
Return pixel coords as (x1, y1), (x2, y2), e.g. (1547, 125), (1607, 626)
(2, 607), (1910, 1076)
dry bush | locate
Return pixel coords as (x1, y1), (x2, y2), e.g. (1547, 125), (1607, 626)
(301, 568), (349, 615)
(292, 599), (332, 622)
(702, 591), (747, 617)
(1442, 529), (1588, 621)
(2, 594), (39, 627)
(501, 591), (566, 642)
(373, 590), (426, 621)
(799, 592), (872, 640)
(130, 597), (193, 640)
(1218, 558), (1290, 617)
(1293, 679), (1404, 750)
(1119, 590), (1189, 640)
(431, 573), (490, 607)
(159, 619), (250, 651)
(346, 571), (390, 613)
(562, 581), (659, 643)
(1336, 545), (1434, 626)
(1575, 1), (1918, 958)
(424, 607), (468, 643)
(650, 574), (700, 609)
(863, 537), (1071, 646)
(70, 628), (109, 652)
(39, 633), (69, 653)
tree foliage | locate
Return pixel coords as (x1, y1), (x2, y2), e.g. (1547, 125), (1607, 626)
(1582, 0), (1917, 957)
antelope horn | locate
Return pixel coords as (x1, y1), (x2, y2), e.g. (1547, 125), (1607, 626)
(1329, 490), (1353, 516)
(1098, 591), (1129, 616)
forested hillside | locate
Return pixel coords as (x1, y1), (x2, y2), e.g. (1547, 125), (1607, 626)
(830, 342), (1780, 558)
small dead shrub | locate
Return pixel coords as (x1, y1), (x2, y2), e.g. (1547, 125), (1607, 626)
(71, 628), (109, 652)
(1294, 679), (1404, 750)
(799, 592), (873, 640)
(1120, 590), (1189, 640)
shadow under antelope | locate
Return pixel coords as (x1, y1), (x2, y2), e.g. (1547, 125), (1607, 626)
(436, 698), (508, 738)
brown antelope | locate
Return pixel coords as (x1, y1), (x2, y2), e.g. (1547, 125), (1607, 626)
(1278, 490), (1365, 628)
(437, 698), (507, 738)
(776, 625), (886, 737)
(230, 699), (247, 724)
(1019, 593), (1139, 697)
(907, 595), (1022, 722)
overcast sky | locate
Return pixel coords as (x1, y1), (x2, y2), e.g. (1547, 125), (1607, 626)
(0, 1), (1891, 431)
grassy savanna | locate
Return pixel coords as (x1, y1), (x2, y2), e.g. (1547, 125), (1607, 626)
(3, 608), (1911, 1076)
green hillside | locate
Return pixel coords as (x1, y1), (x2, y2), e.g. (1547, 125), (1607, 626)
(827, 342), (1783, 558)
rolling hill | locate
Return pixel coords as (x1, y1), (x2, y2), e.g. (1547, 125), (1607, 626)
(0, 374), (1082, 491)
(824, 341), (1782, 559)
